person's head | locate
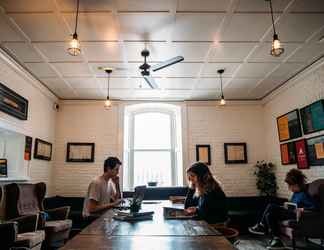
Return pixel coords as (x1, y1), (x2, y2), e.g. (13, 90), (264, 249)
(186, 162), (221, 195)
(285, 168), (307, 192)
(103, 157), (122, 179)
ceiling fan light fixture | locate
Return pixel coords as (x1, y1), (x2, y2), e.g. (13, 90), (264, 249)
(271, 33), (284, 57)
(68, 33), (81, 56)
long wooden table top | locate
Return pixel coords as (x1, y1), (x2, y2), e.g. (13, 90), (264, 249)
(61, 201), (235, 250)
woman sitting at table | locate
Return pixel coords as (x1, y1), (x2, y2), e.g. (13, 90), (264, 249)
(184, 162), (228, 224)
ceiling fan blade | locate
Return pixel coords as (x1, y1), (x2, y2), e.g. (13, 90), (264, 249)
(151, 56), (184, 72)
(143, 75), (158, 89)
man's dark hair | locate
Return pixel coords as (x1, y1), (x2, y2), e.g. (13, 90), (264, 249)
(104, 157), (122, 172)
(285, 168), (307, 189)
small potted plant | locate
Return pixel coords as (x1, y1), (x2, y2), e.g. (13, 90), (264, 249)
(129, 197), (142, 213)
(254, 161), (278, 197)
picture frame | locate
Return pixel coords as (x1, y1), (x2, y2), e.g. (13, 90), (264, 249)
(300, 99), (324, 135)
(196, 145), (211, 165)
(280, 141), (296, 165)
(276, 109), (302, 142)
(0, 159), (7, 178)
(224, 143), (247, 164)
(34, 138), (52, 161)
(66, 142), (95, 162)
(295, 139), (309, 169)
(0, 82), (28, 120)
(306, 135), (324, 166)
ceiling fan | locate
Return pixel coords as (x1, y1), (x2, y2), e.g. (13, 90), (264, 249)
(139, 49), (184, 89)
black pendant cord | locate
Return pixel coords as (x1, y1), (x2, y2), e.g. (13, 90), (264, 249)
(74, 0), (80, 34)
(269, 0), (276, 35)
(107, 73), (110, 99)
(220, 74), (224, 97)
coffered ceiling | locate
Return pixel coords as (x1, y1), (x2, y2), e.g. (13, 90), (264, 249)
(0, 0), (324, 100)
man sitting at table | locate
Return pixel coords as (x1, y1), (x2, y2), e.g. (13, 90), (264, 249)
(82, 157), (122, 218)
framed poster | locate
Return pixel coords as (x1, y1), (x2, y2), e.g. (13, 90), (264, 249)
(280, 142), (296, 165)
(0, 82), (28, 120)
(306, 135), (324, 166)
(196, 145), (211, 165)
(0, 159), (7, 177)
(24, 136), (33, 161)
(34, 138), (52, 161)
(277, 109), (302, 142)
(66, 143), (95, 162)
(224, 143), (247, 164)
(295, 139), (309, 169)
(300, 99), (324, 135)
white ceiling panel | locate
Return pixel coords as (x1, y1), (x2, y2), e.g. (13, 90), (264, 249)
(249, 79), (282, 99)
(173, 13), (225, 41)
(57, 0), (113, 12)
(98, 77), (143, 89)
(267, 63), (305, 79)
(161, 90), (191, 99)
(190, 90), (220, 100)
(82, 42), (123, 62)
(161, 78), (196, 90)
(63, 12), (118, 41)
(171, 42), (211, 62)
(264, 14), (324, 42)
(0, 15), (23, 42)
(119, 13), (172, 41)
(0, 0), (54, 12)
(197, 78), (230, 90)
(290, 0), (324, 13)
(4, 42), (43, 62)
(235, 0), (290, 12)
(110, 89), (134, 99)
(25, 62), (58, 77)
(154, 62), (202, 77)
(74, 88), (102, 99)
(132, 89), (162, 98)
(35, 42), (83, 62)
(236, 63), (278, 78)
(209, 42), (256, 62)
(177, 0), (230, 12)
(65, 77), (102, 89)
(221, 14), (275, 41)
(52, 62), (92, 77)
(117, 0), (174, 11)
(53, 87), (76, 99)
(226, 78), (261, 89)
(40, 77), (70, 90)
(247, 43), (300, 62)
(9, 13), (69, 41)
(90, 62), (132, 77)
(202, 63), (240, 77)
(223, 88), (253, 99)
(287, 43), (324, 62)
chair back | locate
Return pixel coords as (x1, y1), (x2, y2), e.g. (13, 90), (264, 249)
(307, 179), (324, 210)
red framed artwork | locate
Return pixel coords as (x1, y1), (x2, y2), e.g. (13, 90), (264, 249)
(295, 139), (309, 169)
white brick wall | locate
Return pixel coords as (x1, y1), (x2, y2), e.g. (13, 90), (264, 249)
(263, 61), (324, 198)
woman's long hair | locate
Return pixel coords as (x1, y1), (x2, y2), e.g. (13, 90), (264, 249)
(187, 162), (222, 196)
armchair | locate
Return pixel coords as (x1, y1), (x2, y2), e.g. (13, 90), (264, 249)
(4, 183), (72, 249)
(280, 179), (324, 250)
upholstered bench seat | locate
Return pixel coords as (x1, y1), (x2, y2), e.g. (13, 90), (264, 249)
(45, 219), (72, 233)
(15, 230), (45, 250)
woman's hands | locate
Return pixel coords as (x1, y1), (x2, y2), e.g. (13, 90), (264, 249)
(185, 206), (197, 215)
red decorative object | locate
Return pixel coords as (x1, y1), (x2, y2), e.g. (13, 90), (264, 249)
(295, 139), (309, 169)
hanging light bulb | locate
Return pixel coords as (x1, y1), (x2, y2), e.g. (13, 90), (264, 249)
(103, 68), (112, 109)
(104, 98), (112, 109)
(67, 0), (81, 56)
(220, 95), (226, 106)
(217, 69), (226, 106)
(267, 0), (284, 57)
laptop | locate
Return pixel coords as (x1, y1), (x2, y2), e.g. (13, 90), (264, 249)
(117, 185), (147, 210)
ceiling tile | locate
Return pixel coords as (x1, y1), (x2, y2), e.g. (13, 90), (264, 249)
(25, 62), (58, 77)
(90, 62), (131, 77)
(190, 90), (220, 100)
(235, 0), (290, 12)
(9, 13), (69, 41)
(223, 88), (253, 99)
(249, 78), (282, 99)
(290, 0), (324, 13)
(171, 42), (211, 62)
(154, 62), (202, 77)
(202, 62), (240, 77)
(247, 43), (300, 62)
(173, 13), (225, 41)
(74, 88), (102, 99)
(98, 77), (141, 89)
(63, 12), (118, 41)
(34, 42), (83, 62)
(40, 77), (70, 90)
(162, 78), (196, 90)
(132, 89), (162, 98)
(117, 0), (174, 11)
(52, 87), (76, 99)
(4, 42), (43, 62)
(235, 62), (278, 78)
(0, 0), (54, 12)
(65, 77), (102, 89)
(177, 0), (230, 12)
(267, 62), (305, 79)
(82, 42), (123, 62)
(57, 0), (113, 12)
(161, 90), (191, 100)
(287, 43), (324, 62)
(110, 89), (134, 99)
(52, 62), (92, 77)
(221, 13), (274, 41)
(209, 42), (256, 62)
(226, 78), (261, 89)
(197, 77), (230, 90)
(0, 15), (23, 42)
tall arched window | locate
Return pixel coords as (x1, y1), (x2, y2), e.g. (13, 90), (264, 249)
(123, 103), (183, 190)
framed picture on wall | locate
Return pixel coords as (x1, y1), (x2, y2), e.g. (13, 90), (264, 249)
(66, 143), (95, 162)
(224, 143), (247, 164)
(276, 109), (302, 142)
(34, 138), (52, 161)
(280, 142), (296, 165)
(196, 145), (211, 165)
(0, 159), (7, 177)
(300, 99), (324, 135)
(306, 135), (324, 166)
(0, 82), (28, 120)
(295, 139), (309, 169)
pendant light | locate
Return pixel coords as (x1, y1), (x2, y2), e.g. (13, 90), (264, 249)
(218, 69), (226, 106)
(67, 0), (81, 56)
(104, 68), (112, 109)
(267, 0), (284, 57)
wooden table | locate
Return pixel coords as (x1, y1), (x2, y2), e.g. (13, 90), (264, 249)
(61, 201), (235, 250)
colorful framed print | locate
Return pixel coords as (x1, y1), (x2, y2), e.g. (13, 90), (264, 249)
(300, 99), (324, 135)
(306, 135), (324, 166)
(196, 145), (211, 165)
(66, 142), (95, 162)
(34, 138), (52, 161)
(277, 109), (302, 142)
(224, 143), (247, 164)
(295, 139), (309, 169)
(0, 159), (7, 177)
(280, 142), (297, 165)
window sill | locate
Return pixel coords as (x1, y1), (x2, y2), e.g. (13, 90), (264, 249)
(0, 176), (30, 183)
